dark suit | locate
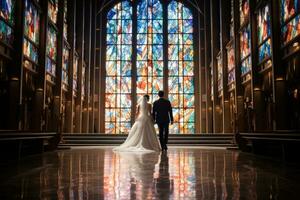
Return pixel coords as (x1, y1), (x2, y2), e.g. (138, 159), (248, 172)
(152, 98), (173, 149)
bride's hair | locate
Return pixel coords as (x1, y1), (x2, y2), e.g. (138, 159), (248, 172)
(143, 94), (150, 102)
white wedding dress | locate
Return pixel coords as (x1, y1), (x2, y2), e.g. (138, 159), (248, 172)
(113, 97), (161, 152)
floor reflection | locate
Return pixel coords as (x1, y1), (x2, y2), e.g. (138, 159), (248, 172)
(0, 148), (300, 199)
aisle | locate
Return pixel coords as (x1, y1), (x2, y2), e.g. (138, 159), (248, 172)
(0, 148), (299, 199)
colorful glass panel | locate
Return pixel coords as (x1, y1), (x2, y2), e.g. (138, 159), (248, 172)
(0, 19), (13, 45)
(241, 56), (251, 75)
(280, 0), (299, 24)
(168, 1), (194, 134)
(217, 56), (223, 91)
(0, 0), (14, 25)
(240, 0), (250, 27)
(258, 38), (272, 62)
(0, 0), (14, 45)
(24, 0), (39, 44)
(137, 0), (163, 103)
(73, 55), (79, 92)
(46, 58), (55, 75)
(46, 25), (57, 61)
(105, 1), (132, 134)
(257, 5), (271, 44)
(62, 46), (69, 85)
(82, 66), (85, 98)
(240, 25), (251, 60)
(63, 0), (68, 40)
(48, 0), (58, 24)
(281, 14), (300, 45)
(227, 45), (235, 83)
(0, 0), (15, 26)
(23, 38), (38, 63)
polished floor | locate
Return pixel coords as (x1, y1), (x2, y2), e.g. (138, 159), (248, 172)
(0, 147), (300, 200)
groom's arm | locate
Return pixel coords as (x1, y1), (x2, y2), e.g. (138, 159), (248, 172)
(168, 101), (174, 124)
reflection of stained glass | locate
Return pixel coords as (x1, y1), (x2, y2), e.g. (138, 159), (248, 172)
(0, 0), (15, 25)
(257, 5), (271, 44)
(48, 0), (58, 24)
(241, 56), (251, 75)
(281, 15), (300, 45)
(23, 38), (38, 63)
(258, 38), (272, 62)
(0, 20), (13, 45)
(105, 1), (133, 134)
(217, 56), (223, 91)
(280, 0), (299, 24)
(240, 26), (251, 59)
(240, 0), (250, 27)
(168, 1), (194, 134)
(24, 0), (39, 43)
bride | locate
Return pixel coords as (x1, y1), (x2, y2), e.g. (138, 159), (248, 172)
(113, 95), (161, 152)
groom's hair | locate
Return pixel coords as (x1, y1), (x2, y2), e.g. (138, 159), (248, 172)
(158, 91), (164, 97)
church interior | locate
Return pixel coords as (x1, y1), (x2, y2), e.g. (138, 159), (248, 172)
(1, 0), (300, 199)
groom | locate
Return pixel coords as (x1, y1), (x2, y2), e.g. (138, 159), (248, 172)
(152, 91), (174, 151)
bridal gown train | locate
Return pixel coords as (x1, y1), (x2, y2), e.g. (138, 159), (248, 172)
(113, 97), (161, 152)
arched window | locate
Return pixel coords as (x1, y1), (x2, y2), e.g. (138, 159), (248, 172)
(105, 0), (195, 134)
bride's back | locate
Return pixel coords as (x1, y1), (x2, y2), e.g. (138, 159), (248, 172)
(139, 98), (152, 116)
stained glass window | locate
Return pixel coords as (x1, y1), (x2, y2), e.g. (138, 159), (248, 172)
(0, 20), (13, 45)
(23, 38), (38, 63)
(168, 1), (194, 134)
(105, 1), (132, 134)
(281, 15), (300, 45)
(0, 0), (15, 25)
(63, 0), (68, 40)
(62, 46), (69, 90)
(257, 5), (272, 62)
(227, 45), (236, 84)
(46, 25), (57, 77)
(240, 25), (251, 75)
(0, 0), (14, 45)
(280, 0), (299, 24)
(217, 55), (223, 92)
(105, 0), (195, 134)
(240, 0), (250, 27)
(280, 0), (300, 45)
(230, 0), (234, 39)
(73, 55), (79, 96)
(82, 65), (85, 100)
(48, 0), (58, 24)
(24, 0), (39, 44)
(210, 66), (214, 100)
(137, 0), (163, 102)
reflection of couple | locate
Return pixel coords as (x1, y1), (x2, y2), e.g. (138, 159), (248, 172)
(114, 91), (174, 152)
(115, 151), (173, 199)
